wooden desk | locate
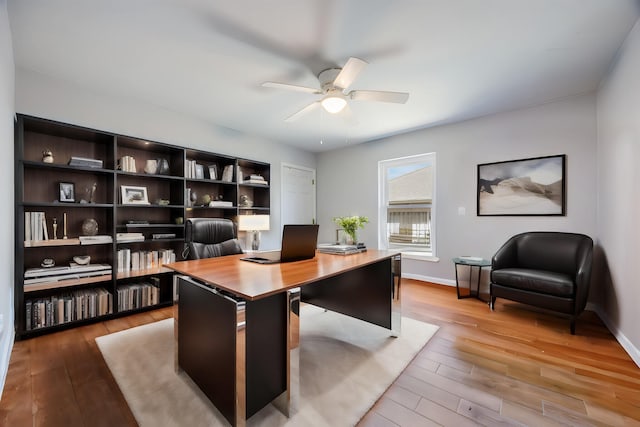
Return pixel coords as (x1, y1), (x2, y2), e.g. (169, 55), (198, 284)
(166, 250), (401, 427)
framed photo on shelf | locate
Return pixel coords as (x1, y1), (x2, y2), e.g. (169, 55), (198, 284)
(59, 182), (75, 203)
(208, 164), (218, 180)
(195, 164), (205, 179)
(121, 185), (150, 205)
(477, 154), (566, 216)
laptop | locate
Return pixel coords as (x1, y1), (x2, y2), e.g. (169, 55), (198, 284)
(241, 224), (319, 264)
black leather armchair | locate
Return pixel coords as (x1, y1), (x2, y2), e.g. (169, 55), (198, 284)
(183, 218), (243, 260)
(490, 232), (593, 334)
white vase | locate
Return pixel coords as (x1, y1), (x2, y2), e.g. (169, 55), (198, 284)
(144, 159), (158, 174)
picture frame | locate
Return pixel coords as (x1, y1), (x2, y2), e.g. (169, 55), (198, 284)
(195, 164), (204, 179)
(477, 154), (566, 216)
(208, 164), (218, 180)
(121, 185), (150, 205)
(59, 182), (75, 203)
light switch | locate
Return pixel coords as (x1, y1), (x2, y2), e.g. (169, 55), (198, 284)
(458, 207), (466, 216)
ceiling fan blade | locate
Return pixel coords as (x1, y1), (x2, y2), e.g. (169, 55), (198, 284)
(284, 101), (320, 122)
(262, 81), (321, 94)
(333, 57), (368, 90)
(349, 90), (409, 104)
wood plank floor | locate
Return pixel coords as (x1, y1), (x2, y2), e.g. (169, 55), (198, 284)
(1, 280), (639, 426)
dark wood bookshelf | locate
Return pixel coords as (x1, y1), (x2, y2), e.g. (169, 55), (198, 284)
(14, 114), (270, 338)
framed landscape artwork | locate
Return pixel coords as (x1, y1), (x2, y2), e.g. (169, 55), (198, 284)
(477, 154), (566, 216)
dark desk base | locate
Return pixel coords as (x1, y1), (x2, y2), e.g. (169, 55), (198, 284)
(175, 254), (400, 427)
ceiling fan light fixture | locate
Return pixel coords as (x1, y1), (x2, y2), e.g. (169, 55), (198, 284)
(321, 95), (347, 114)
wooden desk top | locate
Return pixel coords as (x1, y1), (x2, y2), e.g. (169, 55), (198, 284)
(165, 249), (399, 301)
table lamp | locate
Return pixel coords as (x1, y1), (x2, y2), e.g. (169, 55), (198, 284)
(238, 214), (270, 251)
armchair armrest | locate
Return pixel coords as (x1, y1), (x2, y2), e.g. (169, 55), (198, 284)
(491, 236), (519, 270)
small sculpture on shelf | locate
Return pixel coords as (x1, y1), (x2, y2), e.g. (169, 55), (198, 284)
(239, 194), (253, 207)
(80, 182), (97, 204)
(82, 218), (98, 236)
(40, 258), (55, 268)
(52, 217), (58, 239)
(42, 149), (54, 163)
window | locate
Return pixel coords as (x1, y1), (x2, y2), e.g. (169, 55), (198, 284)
(378, 153), (435, 255)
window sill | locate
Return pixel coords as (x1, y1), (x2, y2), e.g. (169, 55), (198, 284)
(400, 251), (439, 262)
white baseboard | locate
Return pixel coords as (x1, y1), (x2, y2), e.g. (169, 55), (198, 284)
(587, 302), (640, 368)
(402, 273), (456, 287)
(0, 326), (15, 400)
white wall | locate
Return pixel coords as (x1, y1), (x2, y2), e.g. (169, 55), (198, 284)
(317, 95), (598, 285)
(0, 0), (15, 398)
(15, 69), (317, 250)
(596, 18), (640, 365)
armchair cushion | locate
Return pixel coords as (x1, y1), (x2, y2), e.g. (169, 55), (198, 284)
(491, 268), (573, 297)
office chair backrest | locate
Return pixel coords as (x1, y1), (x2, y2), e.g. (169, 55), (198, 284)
(183, 218), (243, 260)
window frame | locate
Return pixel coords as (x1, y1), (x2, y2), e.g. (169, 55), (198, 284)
(378, 152), (436, 257)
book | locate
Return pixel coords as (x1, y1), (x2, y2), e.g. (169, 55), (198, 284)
(317, 243), (367, 255)
(68, 156), (103, 168)
(116, 232), (145, 242)
(245, 179), (268, 185)
(210, 200), (233, 207)
(208, 165), (217, 180)
(24, 269), (112, 285)
(25, 263), (112, 279)
(79, 235), (113, 244)
(152, 233), (176, 240)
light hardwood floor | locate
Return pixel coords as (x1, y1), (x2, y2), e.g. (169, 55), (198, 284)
(1, 280), (639, 426)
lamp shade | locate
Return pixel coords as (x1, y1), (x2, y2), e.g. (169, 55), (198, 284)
(238, 214), (270, 231)
(321, 89), (347, 114)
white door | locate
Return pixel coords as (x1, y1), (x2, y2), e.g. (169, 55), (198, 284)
(281, 163), (316, 226)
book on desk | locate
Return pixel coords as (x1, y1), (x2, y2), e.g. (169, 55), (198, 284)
(317, 243), (367, 255)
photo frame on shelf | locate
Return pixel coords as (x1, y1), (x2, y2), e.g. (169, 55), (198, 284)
(59, 182), (75, 203)
(120, 185), (150, 205)
(477, 154), (566, 216)
(195, 164), (204, 179)
(208, 164), (218, 180)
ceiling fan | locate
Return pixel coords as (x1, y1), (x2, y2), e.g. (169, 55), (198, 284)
(262, 57), (409, 122)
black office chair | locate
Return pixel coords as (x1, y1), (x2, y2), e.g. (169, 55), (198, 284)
(183, 218), (243, 260)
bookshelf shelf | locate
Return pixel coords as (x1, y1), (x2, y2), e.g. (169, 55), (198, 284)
(15, 114), (270, 338)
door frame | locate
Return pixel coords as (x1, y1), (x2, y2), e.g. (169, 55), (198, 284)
(280, 162), (317, 227)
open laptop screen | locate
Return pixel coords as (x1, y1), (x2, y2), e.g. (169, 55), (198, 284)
(279, 224), (319, 262)
(241, 224), (319, 264)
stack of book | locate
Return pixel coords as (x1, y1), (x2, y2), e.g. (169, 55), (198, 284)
(25, 288), (113, 330)
(116, 232), (145, 243)
(118, 155), (136, 172)
(244, 174), (268, 185)
(117, 280), (160, 311)
(24, 263), (112, 286)
(117, 248), (176, 272)
(68, 156), (103, 168)
(24, 211), (49, 242)
(317, 243), (367, 255)
(79, 235), (113, 245)
(210, 200), (233, 207)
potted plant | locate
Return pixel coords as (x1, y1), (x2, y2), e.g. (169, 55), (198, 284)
(333, 215), (369, 245)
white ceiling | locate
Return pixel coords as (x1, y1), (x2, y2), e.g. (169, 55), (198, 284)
(8, 0), (640, 152)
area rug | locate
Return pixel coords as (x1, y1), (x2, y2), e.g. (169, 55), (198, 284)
(96, 305), (439, 426)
